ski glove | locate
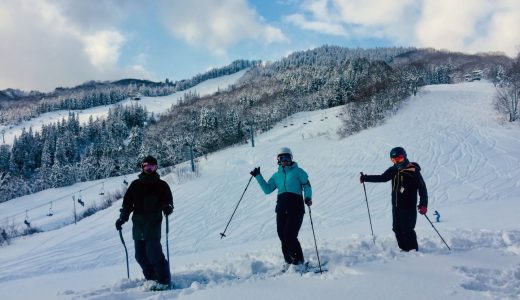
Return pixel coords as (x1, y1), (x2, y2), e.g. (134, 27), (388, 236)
(163, 204), (174, 216)
(304, 197), (312, 207)
(418, 205), (427, 215)
(359, 174), (366, 183)
(250, 167), (260, 177)
(115, 218), (125, 231)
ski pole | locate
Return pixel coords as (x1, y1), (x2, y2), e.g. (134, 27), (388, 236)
(165, 214), (171, 290)
(308, 206), (323, 274)
(220, 176), (253, 238)
(118, 229), (130, 279)
(424, 214), (451, 250)
(360, 172), (376, 245)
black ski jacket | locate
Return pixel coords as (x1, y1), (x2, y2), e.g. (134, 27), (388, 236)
(119, 172), (173, 240)
(364, 162), (428, 209)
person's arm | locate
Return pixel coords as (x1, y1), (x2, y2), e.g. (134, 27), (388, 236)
(255, 172), (277, 195)
(299, 168), (312, 200)
(162, 182), (174, 215)
(120, 182), (136, 221)
(363, 166), (396, 183)
(116, 181), (135, 230)
(416, 171), (428, 208)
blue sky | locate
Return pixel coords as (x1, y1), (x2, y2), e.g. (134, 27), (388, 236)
(0, 0), (519, 92)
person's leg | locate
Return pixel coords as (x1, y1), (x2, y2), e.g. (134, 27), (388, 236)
(393, 208), (418, 251)
(283, 213), (304, 264)
(401, 209), (418, 251)
(276, 213), (292, 264)
(134, 240), (157, 280)
(392, 207), (406, 250)
(144, 240), (171, 284)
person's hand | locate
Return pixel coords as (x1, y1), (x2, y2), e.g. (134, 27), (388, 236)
(418, 205), (427, 215)
(359, 173), (366, 183)
(115, 218), (125, 231)
(163, 204), (174, 216)
(250, 167), (260, 177)
(304, 197), (312, 207)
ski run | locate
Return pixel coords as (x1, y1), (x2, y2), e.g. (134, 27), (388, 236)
(1, 79), (520, 299)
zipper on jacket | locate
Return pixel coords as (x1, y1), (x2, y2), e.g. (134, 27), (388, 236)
(393, 172), (400, 207)
(283, 167), (288, 192)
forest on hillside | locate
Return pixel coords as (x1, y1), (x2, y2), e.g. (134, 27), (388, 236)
(0, 46), (517, 202)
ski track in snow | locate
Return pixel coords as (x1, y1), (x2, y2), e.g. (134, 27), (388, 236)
(65, 230), (520, 299)
(1, 81), (520, 299)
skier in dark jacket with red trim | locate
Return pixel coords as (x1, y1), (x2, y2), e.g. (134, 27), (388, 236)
(115, 156), (173, 290)
(360, 147), (428, 251)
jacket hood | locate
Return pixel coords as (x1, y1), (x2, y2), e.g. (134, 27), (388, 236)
(410, 162), (421, 171)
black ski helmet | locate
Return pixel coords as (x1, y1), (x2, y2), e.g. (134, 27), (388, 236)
(142, 155), (158, 166)
(389, 147), (407, 159)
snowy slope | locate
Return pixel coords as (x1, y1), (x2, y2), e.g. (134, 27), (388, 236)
(0, 69), (248, 145)
(0, 81), (520, 300)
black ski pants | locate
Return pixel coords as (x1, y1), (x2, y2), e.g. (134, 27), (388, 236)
(392, 207), (419, 251)
(276, 213), (304, 264)
(134, 239), (171, 284)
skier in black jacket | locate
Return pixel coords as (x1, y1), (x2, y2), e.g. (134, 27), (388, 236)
(360, 147), (428, 251)
(115, 156), (173, 290)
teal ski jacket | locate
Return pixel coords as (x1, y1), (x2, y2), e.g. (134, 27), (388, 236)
(255, 162), (312, 214)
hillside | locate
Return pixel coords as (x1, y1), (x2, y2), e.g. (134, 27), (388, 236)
(2, 46), (516, 204)
(0, 80), (519, 299)
(0, 69), (248, 145)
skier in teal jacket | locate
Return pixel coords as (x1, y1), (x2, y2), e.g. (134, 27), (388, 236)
(250, 147), (312, 266)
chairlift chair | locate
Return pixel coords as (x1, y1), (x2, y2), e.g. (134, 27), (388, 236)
(24, 210), (31, 227)
(78, 191), (85, 207)
(99, 182), (105, 195)
(47, 201), (54, 217)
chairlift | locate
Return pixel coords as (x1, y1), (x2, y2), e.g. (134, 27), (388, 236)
(47, 201), (54, 217)
(308, 120), (312, 122)
(78, 191), (85, 207)
(99, 182), (105, 196)
(123, 176), (128, 186)
(24, 210), (31, 227)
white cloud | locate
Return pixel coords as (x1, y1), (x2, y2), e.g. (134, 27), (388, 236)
(285, 14), (348, 36)
(415, 0), (491, 51)
(415, 0), (520, 55)
(83, 31), (125, 69)
(0, 0), (149, 91)
(285, 0), (418, 43)
(286, 0), (520, 56)
(332, 0), (417, 26)
(158, 0), (288, 56)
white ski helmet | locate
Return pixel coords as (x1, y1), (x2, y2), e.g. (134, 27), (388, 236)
(277, 147), (293, 158)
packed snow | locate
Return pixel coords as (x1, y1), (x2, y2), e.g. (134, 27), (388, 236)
(0, 69), (248, 145)
(1, 80), (519, 300)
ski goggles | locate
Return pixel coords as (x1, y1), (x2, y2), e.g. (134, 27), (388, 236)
(278, 154), (292, 163)
(142, 163), (158, 173)
(390, 155), (405, 164)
